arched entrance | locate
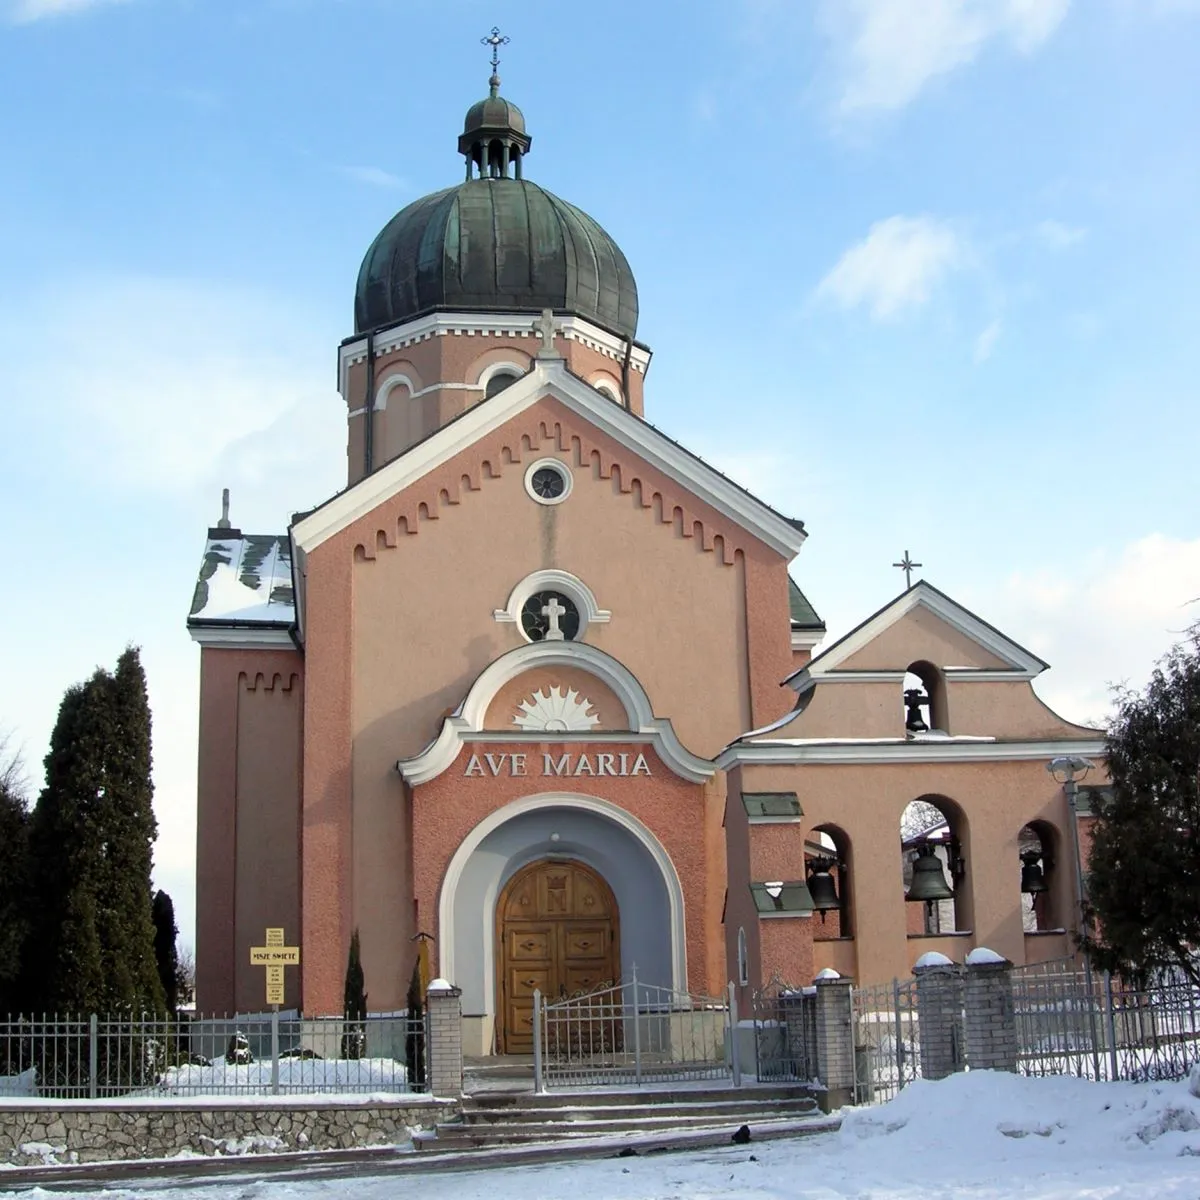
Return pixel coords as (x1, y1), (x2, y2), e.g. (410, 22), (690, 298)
(495, 858), (620, 1053)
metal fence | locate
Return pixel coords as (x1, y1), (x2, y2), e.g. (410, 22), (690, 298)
(0, 1011), (426, 1099)
(1013, 960), (1200, 1084)
(849, 958), (1200, 1106)
(535, 969), (732, 1088)
(751, 978), (817, 1084)
(851, 977), (919, 1104)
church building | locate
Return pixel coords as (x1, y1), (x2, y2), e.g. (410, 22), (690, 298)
(188, 57), (1105, 1053)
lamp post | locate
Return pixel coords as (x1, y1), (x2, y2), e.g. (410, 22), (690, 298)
(1046, 754), (1095, 938)
(1047, 754), (1100, 1079)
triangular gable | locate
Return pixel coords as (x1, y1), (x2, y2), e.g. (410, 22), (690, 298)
(291, 360), (808, 557)
(784, 580), (1048, 690)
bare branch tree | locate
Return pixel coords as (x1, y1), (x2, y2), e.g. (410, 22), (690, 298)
(0, 730), (28, 804)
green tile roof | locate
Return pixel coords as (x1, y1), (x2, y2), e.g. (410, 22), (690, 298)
(789, 577), (825, 630)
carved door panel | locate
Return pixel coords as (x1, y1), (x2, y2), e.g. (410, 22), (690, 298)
(496, 860), (619, 1053)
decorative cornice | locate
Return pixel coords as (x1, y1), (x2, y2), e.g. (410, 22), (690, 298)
(786, 581), (1048, 692)
(294, 360), (807, 560)
(188, 625), (295, 649)
(715, 737), (1108, 769)
(339, 312), (652, 398)
(396, 641), (714, 785)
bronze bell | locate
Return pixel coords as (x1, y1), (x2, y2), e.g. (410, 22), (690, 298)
(906, 843), (955, 903)
(1020, 849), (1048, 894)
(904, 688), (930, 734)
(806, 856), (842, 921)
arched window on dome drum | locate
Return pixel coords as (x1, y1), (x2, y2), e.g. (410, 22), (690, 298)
(485, 371), (519, 399)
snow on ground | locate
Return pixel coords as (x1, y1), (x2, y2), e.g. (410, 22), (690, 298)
(7, 1071), (1200, 1198)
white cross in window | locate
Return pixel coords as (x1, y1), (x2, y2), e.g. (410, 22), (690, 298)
(542, 595), (567, 641)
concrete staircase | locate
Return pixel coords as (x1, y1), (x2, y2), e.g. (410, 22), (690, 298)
(416, 1085), (824, 1152)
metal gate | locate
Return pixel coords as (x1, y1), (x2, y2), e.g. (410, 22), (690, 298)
(751, 977), (817, 1082)
(533, 967), (733, 1088)
(852, 977), (920, 1104)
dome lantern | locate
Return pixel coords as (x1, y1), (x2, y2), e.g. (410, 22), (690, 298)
(458, 27), (531, 181)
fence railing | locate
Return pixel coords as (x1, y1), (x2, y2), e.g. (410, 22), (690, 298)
(751, 978), (817, 1084)
(1013, 960), (1200, 1084)
(851, 977), (919, 1104)
(0, 1011), (426, 1099)
(850, 958), (1200, 1105)
(535, 968), (732, 1088)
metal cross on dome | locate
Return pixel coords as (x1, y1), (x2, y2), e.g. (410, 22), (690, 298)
(893, 551), (922, 589)
(481, 26), (509, 72)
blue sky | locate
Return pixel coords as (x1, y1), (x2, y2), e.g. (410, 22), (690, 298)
(1, 0), (1197, 951)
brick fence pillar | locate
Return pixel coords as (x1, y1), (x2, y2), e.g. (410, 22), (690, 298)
(963, 950), (1017, 1073)
(425, 979), (463, 1098)
(813, 970), (856, 1112)
(914, 953), (965, 1081)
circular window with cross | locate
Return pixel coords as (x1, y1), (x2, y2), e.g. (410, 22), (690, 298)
(520, 591), (580, 642)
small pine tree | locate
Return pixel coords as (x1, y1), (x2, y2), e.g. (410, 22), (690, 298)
(342, 929), (368, 1060)
(152, 891), (180, 1013)
(1085, 630), (1200, 983)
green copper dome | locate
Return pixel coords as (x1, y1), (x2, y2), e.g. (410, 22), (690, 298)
(354, 81), (638, 339)
(354, 179), (639, 338)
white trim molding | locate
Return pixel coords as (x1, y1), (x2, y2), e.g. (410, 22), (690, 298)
(790, 630), (825, 652)
(786, 581), (1048, 693)
(716, 737), (1108, 769)
(477, 361), (527, 393)
(522, 457), (574, 507)
(339, 311), (653, 398)
(374, 373), (417, 411)
(397, 641), (714, 785)
(438, 792), (688, 1002)
(493, 568), (610, 633)
(188, 626), (295, 649)
(296, 359), (807, 558)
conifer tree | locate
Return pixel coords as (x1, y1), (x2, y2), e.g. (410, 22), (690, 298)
(1085, 630), (1200, 983)
(24, 650), (164, 1013)
(152, 890), (180, 1013)
(342, 929), (367, 1059)
(0, 736), (30, 1017)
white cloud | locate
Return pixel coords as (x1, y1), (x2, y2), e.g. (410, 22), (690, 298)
(816, 215), (967, 320)
(338, 165), (407, 191)
(1034, 219), (1088, 250)
(8, 0), (129, 21)
(822, 0), (1071, 114)
(974, 317), (1002, 361)
(986, 534), (1200, 726)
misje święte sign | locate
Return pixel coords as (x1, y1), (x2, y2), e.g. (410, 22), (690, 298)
(463, 750), (652, 778)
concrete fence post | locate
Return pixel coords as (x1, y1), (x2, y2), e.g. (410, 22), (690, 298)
(425, 978), (464, 1098)
(914, 953), (965, 1081)
(963, 949), (1017, 1073)
(813, 970), (856, 1112)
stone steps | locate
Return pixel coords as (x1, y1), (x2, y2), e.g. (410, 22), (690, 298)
(418, 1085), (819, 1152)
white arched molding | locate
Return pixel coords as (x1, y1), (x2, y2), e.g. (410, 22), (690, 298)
(476, 360), (527, 393)
(373, 373), (417, 412)
(438, 792), (689, 997)
(494, 569), (611, 638)
(396, 640), (714, 784)
(590, 375), (623, 404)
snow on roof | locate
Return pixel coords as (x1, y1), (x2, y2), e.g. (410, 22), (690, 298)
(188, 533), (295, 626)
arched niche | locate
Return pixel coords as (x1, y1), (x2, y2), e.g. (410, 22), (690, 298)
(900, 794), (972, 935)
(1019, 819), (1065, 933)
(806, 824), (853, 940)
(903, 660), (949, 735)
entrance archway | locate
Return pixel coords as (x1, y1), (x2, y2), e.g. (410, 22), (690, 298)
(495, 859), (620, 1053)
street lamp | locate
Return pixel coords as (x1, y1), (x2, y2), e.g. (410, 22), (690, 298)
(1047, 753), (1100, 1079)
(1047, 755), (1095, 938)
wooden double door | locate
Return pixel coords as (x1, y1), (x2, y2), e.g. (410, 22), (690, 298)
(496, 859), (620, 1054)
